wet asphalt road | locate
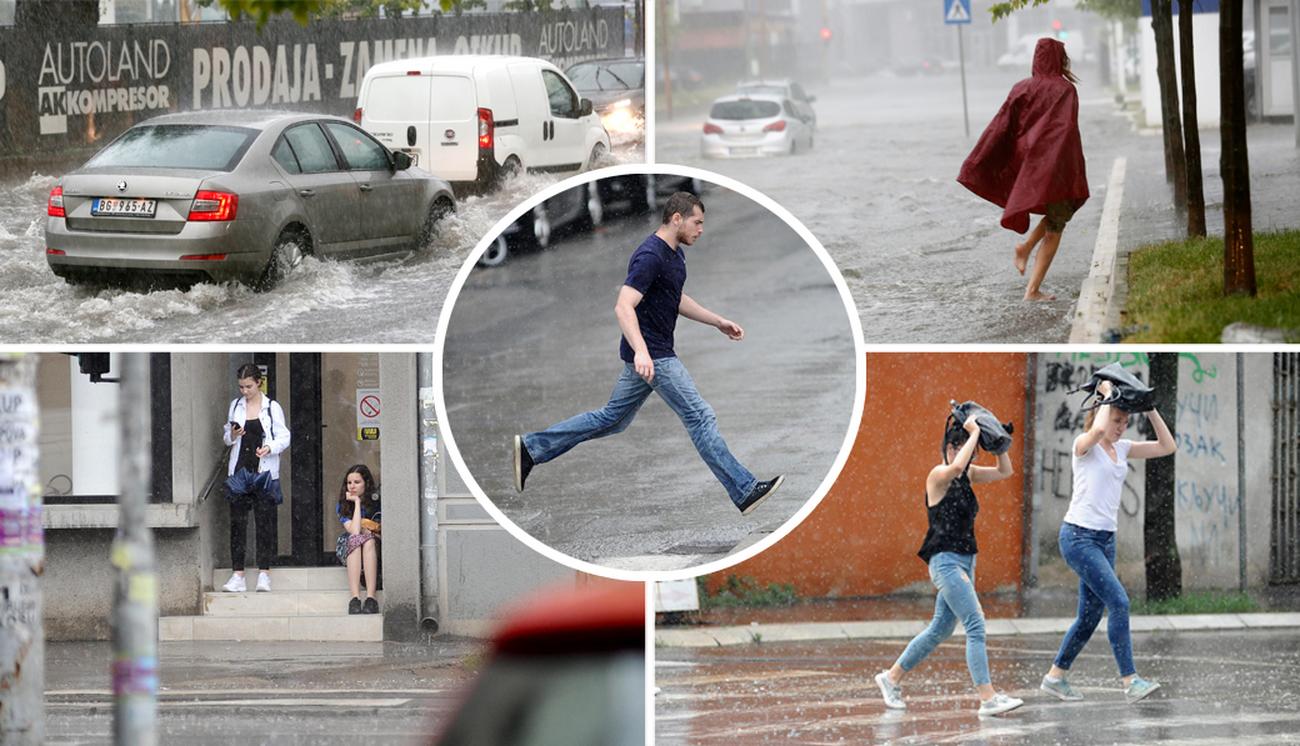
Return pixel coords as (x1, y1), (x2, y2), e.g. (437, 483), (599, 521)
(43, 640), (479, 744)
(0, 146), (640, 343)
(655, 629), (1300, 744)
(656, 69), (1139, 343)
(440, 187), (859, 571)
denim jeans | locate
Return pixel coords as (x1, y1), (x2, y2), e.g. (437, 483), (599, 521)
(522, 357), (758, 505)
(895, 552), (990, 686)
(1053, 522), (1136, 677)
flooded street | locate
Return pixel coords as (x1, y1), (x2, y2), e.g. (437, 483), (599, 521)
(656, 630), (1300, 744)
(440, 187), (858, 571)
(656, 70), (1141, 343)
(0, 145), (641, 343)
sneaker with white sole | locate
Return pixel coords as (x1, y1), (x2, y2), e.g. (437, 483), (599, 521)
(221, 573), (246, 593)
(255, 572), (271, 592)
(978, 692), (1024, 717)
(874, 671), (906, 710)
(1040, 675), (1083, 701)
(1125, 676), (1161, 704)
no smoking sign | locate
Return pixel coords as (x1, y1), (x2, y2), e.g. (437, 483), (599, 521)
(356, 388), (381, 441)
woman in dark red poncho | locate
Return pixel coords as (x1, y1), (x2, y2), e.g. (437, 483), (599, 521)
(958, 38), (1089, 302)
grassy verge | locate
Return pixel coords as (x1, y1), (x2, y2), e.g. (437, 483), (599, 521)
(1131, 590), (1260, 616)
(697, 575), (798, 609)
(1123, 230), (1300, 342)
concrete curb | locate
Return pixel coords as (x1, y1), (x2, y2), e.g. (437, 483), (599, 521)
(655, 612), (1300, 648)
(1069, 155), (1128, 342)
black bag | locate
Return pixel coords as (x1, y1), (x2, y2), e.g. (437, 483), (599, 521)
(1073, 363), (1155, 413)
(948, 400), (1015, 455)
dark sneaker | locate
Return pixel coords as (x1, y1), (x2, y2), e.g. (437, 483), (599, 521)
(514, 435), (534, 492)
(362, 597), (380, 615)
(348, 597), (362, 615)
(737, 475), (785, 515)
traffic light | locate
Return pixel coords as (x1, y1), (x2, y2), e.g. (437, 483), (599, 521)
(75, 352), (118, 383)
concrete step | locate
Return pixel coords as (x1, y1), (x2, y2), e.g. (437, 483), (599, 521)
(202, 590), (383, 617)
(160, 613), (383, 642)
(212, 567), (349, 592)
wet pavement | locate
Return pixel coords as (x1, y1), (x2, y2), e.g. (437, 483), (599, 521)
(43, 639), (480, 744)
(440, 187), (859, 571)
(655, 68), (1300, 343)
(655, 629), (1300, 744)
(0, 145), (641, 343)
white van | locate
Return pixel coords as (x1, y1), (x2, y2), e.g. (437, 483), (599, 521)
(355, 55), (611, 191)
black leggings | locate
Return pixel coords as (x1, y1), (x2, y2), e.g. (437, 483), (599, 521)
(230, 497), (277, 572)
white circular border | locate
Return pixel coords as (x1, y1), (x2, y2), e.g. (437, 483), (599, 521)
(433, 162), (867, 582)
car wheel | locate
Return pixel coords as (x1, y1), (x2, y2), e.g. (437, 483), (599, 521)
(789, 139), (798, 156)
(492, 156), (522, 190)
(259, 228), (309, 290)
(418, 197), (455, 249)
(477, 235), (509, 267)
(585, 143), (608, 171)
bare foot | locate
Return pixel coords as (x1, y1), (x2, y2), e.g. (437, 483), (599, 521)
(1014, 243), (1030, 275)
(1024, 290), (1056, 302)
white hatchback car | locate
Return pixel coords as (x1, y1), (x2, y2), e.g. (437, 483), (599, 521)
(700, 93), (815, 159)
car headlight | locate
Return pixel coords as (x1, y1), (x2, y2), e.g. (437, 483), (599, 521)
(610, 98), (633, 110)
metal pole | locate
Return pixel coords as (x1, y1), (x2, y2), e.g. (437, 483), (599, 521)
(1238, 352), (1248, 591)
(0, 354), (43, 745)
(1290, 0), (1300, 146)
(959, 23), (970, 138)
(112, 353), (157, 746)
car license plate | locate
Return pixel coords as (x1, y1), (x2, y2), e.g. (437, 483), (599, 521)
(92, 197), (157, 217)
(730, 147), (758, 156)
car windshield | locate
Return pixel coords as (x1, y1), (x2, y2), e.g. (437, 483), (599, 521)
(710, 99), (782, 120)
(567, 61), (643, 91)
(86, 124), (258, 171)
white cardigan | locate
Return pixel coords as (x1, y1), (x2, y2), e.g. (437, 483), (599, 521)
(223, 394), (292, 479)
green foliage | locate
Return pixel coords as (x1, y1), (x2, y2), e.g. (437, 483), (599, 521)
(990, 0), (1140, 22)
(504, 0), (559, 10)
(1132, 591), (1260, 615)
(1125, 230), (1300, 342)
(199, 0), (487, 26)
(698, 575), (799, 609)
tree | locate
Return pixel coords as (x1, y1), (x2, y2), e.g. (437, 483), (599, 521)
(1151, 0), (1188, 208)
(201, 0), (484, 26)
(1179, 0), (1207, 237)
(1220, 0), (1257, 295)
(1143, 353), (1182, 601)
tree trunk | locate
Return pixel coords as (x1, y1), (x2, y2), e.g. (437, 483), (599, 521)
(0, 355), (44, 745)
(1220, 0), (1257, 296)
(1179, 0), (1206, 237)
(1144, 353), (1182, 602)
(1151, 0), (1188, 209)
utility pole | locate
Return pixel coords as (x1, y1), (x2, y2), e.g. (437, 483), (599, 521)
(112, 354), (158, 746)
(0, 354), (43, 745)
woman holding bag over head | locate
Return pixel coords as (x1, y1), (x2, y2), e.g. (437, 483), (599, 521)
(336, 464), (382, 615)
(874, 405), (1023, 717)
(221, 364), (291, 594)
(1040, 379), (1175, 704)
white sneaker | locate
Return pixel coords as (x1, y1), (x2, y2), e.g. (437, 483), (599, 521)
(221, 573), (246, 593)
(255, 572), (271, 592)
(874, 670), (906, 710)
(978, 692), (1024, 717)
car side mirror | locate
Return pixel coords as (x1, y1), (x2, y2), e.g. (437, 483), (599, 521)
(579, 98), (594, 117)
(391, 151), (413, 171)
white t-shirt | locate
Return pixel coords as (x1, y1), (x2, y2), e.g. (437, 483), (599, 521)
(1063, 435), (1133, 532)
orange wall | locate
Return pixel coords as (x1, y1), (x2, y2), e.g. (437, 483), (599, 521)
(710, 353), (1029, 597)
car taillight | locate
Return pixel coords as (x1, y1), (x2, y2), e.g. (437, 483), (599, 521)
(353, 107), (363, 124)
(702, 122), (724, 135)
(46, 248), (66, 255)
(179, 253), (228, 261)
(188, 190), (238, 222)
(48, 186), (66, 218)
(764, 120), (787, 133)
(477, 107), (493, 150)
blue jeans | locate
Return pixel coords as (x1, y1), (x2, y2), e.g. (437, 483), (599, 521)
(896, 552), (990, 686)
(522, 357), (758, 505)
(1053, 522), (1136, 677)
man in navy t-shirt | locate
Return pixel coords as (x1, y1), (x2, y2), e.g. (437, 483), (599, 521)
(512, 192), (784, 515)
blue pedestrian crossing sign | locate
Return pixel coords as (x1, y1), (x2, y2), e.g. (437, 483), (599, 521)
(945, 0), (972, 24)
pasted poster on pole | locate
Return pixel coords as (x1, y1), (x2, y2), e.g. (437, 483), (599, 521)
(357, 388), (380, 442)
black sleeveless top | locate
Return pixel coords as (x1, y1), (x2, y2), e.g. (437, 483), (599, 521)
(917, 469), (979, 563)
(235, 418), (264, 474)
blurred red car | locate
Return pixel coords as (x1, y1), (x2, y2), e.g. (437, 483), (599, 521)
(433, 581), (645, 745)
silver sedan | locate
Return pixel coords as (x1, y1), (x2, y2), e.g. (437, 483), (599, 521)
(45, 110), (457, 287)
